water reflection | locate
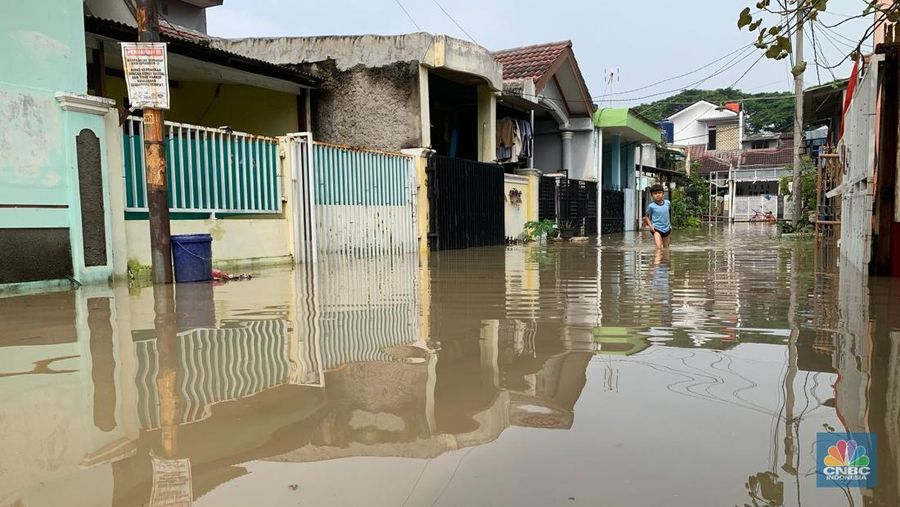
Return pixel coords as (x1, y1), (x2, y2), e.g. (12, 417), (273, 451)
(0, 225), (897, 506)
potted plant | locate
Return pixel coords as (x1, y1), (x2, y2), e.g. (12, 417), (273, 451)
(559, 220), (577, 240)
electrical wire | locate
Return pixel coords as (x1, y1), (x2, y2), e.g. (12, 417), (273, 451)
(600, 43), (755, 98)
(392, 0), (423, 32)
(430, 0), (478, 45)
(616, 45), (759, 109)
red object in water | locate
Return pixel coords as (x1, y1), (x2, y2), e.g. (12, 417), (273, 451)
(212, 268), (229, 280)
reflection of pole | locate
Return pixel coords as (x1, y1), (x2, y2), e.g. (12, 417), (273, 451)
(136, 0), (173, 284)
(783, 248), (799, 489)
(154, 284), (180, 457)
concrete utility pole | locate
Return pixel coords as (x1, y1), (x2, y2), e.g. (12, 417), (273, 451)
(791, 4), (806, 227)
(136, 0), (173, 284)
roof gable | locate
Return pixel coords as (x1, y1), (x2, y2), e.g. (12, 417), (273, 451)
(493, 41), (571, 82)
(667, 100), (718, 121)
(493, 41), (595, 117)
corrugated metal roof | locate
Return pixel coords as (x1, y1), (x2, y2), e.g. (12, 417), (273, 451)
(84, 15), (319, 87)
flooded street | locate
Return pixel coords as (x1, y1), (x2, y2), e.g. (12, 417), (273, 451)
(2, 225), (898, 506)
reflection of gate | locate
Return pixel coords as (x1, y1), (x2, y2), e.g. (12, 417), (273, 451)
(601, 189), (625, 233)
(286, 135), (418, 261)
(427, 155), (504, 251)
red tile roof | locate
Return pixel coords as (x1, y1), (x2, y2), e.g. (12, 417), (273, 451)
(493, 41), (571, 81)
(687, 143), (795, 176)
(742, 147), (794, 168)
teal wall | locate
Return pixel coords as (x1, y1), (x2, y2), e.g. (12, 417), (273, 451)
(602, 136), (637, 191)
(0, 0), (87, 92)
(1, 0), (88, 220)
(1, 1), (114, 286)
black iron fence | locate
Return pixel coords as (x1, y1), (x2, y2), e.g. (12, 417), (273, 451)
(601, 189), (625, 234)
(427, 155), (505, 251)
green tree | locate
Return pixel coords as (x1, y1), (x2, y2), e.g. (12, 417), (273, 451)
(738, 1), (900, 70)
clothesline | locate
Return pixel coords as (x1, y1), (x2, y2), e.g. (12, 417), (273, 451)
(496, 117), (533, 164)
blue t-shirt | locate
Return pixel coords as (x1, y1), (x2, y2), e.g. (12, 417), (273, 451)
(645, 200), (671, 233)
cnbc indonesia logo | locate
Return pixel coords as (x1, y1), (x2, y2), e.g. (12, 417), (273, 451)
(818, 434), (877, 487)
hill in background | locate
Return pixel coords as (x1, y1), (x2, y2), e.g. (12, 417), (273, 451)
(630, 88), (794, 134)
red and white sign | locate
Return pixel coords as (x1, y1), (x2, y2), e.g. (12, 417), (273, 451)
(121, 42), (170, 109)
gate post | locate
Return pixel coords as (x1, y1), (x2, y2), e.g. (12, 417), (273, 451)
(516, 168), (542, 223)
(401, 148), (434, 256)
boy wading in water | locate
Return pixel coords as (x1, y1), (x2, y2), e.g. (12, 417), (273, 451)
(643, 184), (672, 250)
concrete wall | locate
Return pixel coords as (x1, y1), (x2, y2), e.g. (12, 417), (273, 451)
(504, 174), (528, 241)
(570, 128), (595, 181)
(105, 76), (299, 137)
(213, 34), (503, 91)
(1, 0), (117, 288)
(307, 61), (422, 151)
(125, 218), (293, 270)
(213, 34), (502, 154)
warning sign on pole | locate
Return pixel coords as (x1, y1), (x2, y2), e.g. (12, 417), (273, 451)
(121, 42), (170, 109)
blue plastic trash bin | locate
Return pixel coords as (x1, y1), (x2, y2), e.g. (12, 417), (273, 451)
(171, 233), (213, 283)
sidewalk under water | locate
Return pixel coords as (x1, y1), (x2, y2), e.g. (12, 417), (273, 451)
(1, 224), (898, 506)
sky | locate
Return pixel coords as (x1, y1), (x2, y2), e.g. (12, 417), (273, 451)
(206, 0), (874, 107)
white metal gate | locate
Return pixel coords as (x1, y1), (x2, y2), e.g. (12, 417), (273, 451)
(733, 195), (778, 221)
(286, 136), (418, 262)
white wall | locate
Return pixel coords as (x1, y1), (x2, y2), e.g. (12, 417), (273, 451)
(533, 118), (595, 181)
(569, 118), (596, 181)
(504, 175), (529, 240)
(636, 144), (656, 168)
(669, 101), (739, 146)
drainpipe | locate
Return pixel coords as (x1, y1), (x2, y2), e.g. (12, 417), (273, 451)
(560, 130), (574, 174)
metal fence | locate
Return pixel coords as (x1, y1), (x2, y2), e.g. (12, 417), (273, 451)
(312, 143), (417, 257)
(124, 117), (281, 214)
(427, 155), (505, 251)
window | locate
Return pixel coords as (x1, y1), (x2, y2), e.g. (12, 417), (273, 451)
(707, 126), (717, 150)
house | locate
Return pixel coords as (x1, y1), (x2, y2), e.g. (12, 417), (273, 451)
(688, 138), (794, 222)
(1, 0), (326, 290)
(215, 34), (519, 251)
(214, 34), (503, 161)
(492, 41), (597, 235)
(1, 0), (120, 288)
(594, 108), (663, 232)
(667, 100), (745, 151)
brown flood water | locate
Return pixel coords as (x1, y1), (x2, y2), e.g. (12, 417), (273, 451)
(1, 224), (898, 506)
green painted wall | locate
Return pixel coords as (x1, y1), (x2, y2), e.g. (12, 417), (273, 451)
(1, 1), (114, 285)
(106, 76), (299, 137)
(1, 0), (88, 220)
(595, 108), (661, 144)
(0, 0), (87, 93)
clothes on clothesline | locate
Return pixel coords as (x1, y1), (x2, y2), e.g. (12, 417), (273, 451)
(496, 118), (534, 163)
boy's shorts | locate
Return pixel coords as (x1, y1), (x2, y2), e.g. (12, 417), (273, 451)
(656, 229), (671, 238)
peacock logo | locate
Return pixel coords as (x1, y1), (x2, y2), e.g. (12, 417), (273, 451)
(823, 440), (870, 468)
(818, 434), (876, 487)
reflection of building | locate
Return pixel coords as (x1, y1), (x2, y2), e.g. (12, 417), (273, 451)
(0, 289), (141, 506)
